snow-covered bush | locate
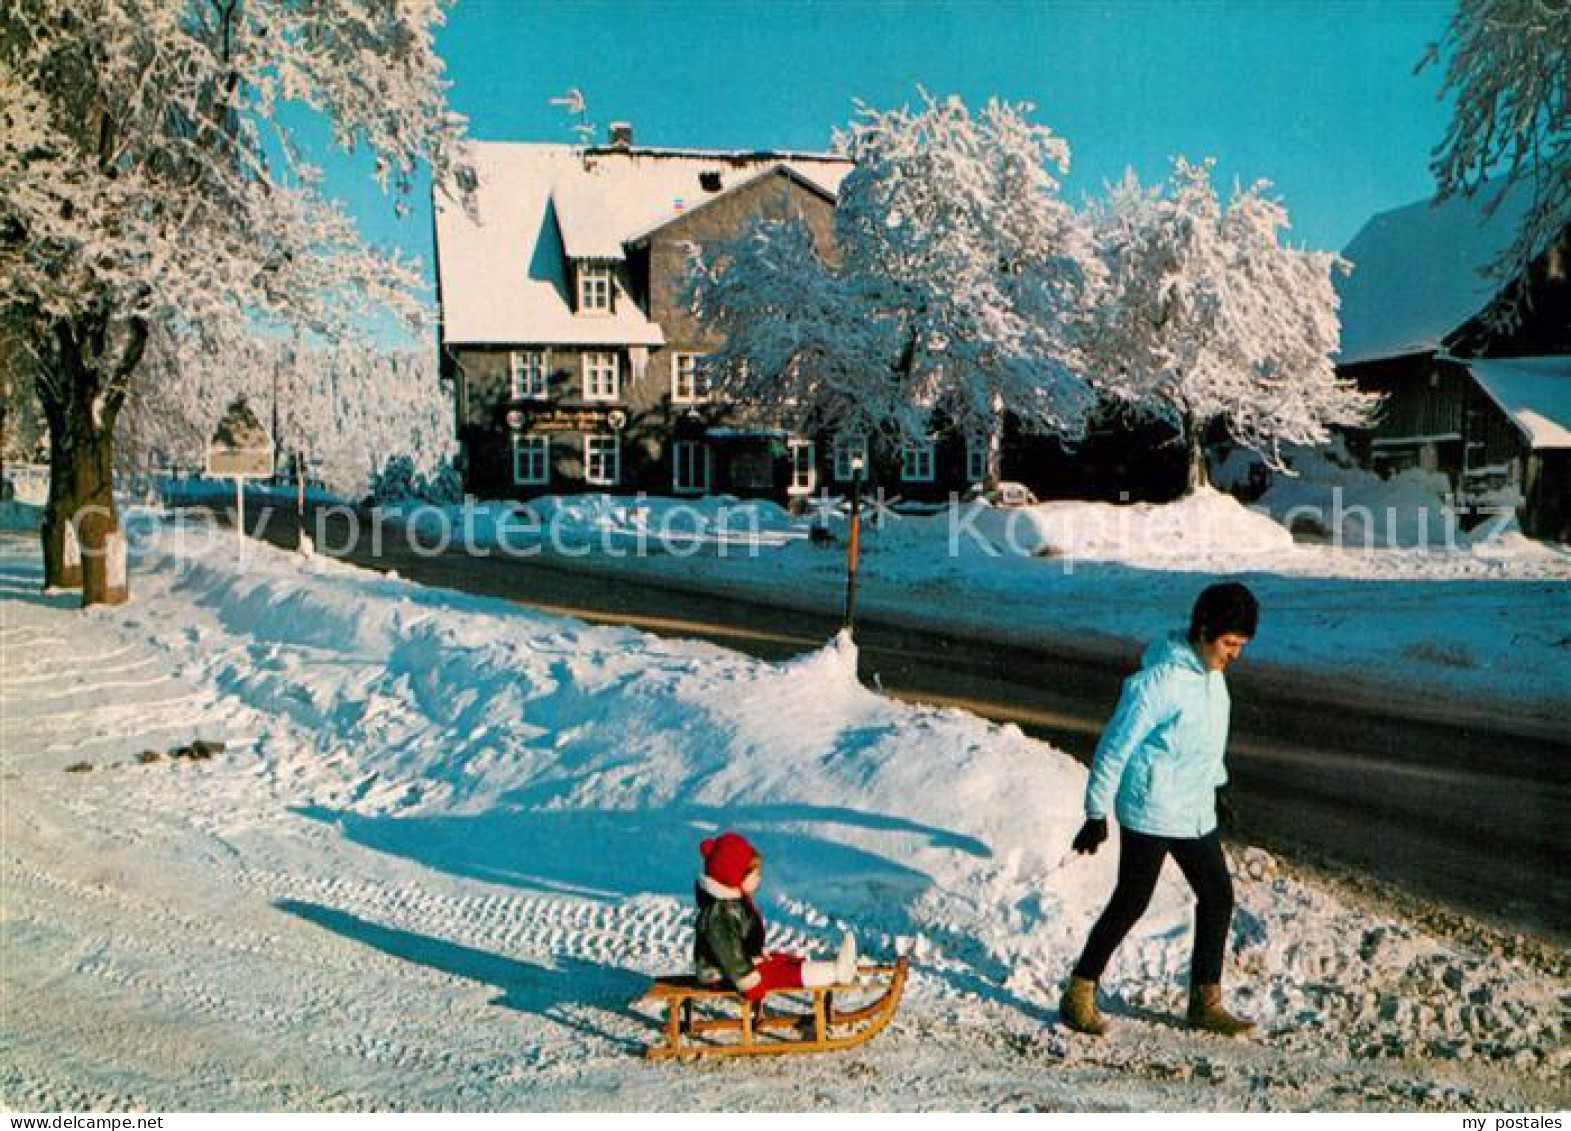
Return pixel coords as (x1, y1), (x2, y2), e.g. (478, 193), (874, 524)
(370, 456), (421, 505)
(419, 461), (465, 506)
(371, 455), (464, 506)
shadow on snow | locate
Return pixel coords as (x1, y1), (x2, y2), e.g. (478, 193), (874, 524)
(275, 898), (650, 1052)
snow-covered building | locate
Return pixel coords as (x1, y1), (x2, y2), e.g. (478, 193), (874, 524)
(432, 131), (852, 500)
(1335, 189), (1570, 541)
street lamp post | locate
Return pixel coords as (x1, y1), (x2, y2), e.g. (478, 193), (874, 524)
(843, 453), (864, 634)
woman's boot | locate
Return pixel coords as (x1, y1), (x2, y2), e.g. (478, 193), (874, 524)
(1187, 984), (1254, 1036)
(1059, 975), (1108, 1036)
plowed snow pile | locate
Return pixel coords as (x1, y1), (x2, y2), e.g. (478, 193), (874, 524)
(1, 530), (1565, 1111)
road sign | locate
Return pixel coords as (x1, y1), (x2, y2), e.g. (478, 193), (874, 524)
(207, 398), (274, 555)
(206, 398), (275, 479)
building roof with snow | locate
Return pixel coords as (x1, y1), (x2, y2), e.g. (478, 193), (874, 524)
(1335, 186), (1530, 367)
(1465, 356), (1571, 450)
(433, 142), (853, 347)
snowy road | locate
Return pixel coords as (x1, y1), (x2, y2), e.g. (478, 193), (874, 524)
(227, 502), (1571, 941)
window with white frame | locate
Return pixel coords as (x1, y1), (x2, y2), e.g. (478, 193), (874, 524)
(965, 432), (991, 484)
(788, 439), (816, 494)
(584, 435), (620, 486)
(583, 351), (620, 401)
(833, 432), (868, 482)
(577, 263), (613, 313)
(901, 438), (936, 483)
(509, 350), (548, 400)
(671, 441), (711, 494)
(512, 435), (550, 485)
(671, 353), (710, 403)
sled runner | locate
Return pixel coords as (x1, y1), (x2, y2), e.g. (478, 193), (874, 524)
(637, 958), (908, 1060)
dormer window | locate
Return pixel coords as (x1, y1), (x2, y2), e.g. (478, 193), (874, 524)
(577, 262), (614, 314)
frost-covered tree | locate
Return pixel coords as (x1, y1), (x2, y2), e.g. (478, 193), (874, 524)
(1420, 0), (1570, 308)
(0, 1), (471, 604)
(112, 324), (244, 482)
(287, 345), (456, 500)
(114, 333), (456, 503)
(2, 313), (48, 476)
(1087, 159), (1378, 492)
(690, 92), (1100, 456)
(685, 215), (899, 435)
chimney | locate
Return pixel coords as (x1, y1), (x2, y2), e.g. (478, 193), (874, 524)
(608, 121), (634, 150)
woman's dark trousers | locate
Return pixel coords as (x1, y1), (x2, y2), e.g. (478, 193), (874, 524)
(1072, 827), (1234, 985)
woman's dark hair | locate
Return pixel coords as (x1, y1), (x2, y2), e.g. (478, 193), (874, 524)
(1189, 582), (1259, 642)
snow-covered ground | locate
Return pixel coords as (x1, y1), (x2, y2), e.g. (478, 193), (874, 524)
(2, 529), (1566, 1111)
(383, 483), (1571, 723)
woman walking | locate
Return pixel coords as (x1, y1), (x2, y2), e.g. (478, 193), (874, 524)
(1061, 581), (1258, 1037)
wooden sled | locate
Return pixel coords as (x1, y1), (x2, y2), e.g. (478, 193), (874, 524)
(638, 958), (908, 1060)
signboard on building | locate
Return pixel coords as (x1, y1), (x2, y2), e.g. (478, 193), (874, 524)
(206, 398), (274, 479)
(520, 408), (618, 434)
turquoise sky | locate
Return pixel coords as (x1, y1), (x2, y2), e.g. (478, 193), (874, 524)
(305, 0), (1457, 345)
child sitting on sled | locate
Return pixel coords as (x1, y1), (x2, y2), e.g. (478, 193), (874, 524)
(693, 831), (858, 1000)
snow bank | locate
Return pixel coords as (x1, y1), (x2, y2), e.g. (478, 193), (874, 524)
(1013, 489), (1293, 560)
(523, 492), (802, 549)
(852, 490), (1292, 564)
(1213, 442), (1571, 567)
(139, 534), (1089, 939)
(1215, 443), (1460, 548)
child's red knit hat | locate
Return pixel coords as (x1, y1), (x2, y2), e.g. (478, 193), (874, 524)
(700, 831), (759, 889)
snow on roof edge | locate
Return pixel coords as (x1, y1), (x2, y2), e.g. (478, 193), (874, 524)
(622, 163), (841, 247)
(1463, 356), (1571, 450)
(1336, 343), (1441, 368)
(496, 140), (846, 160)
(1334, 185), (1528, 368)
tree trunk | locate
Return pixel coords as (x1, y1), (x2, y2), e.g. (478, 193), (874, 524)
(35, 312), (144, 606)
(42, 475), (83, 592)
(1187, 435), (1211, 494)
(1183, 412), (1211, 494)
(38, 384), (82, 590)
(984, 403), (1004, 491)
(71, 420), (127, 607)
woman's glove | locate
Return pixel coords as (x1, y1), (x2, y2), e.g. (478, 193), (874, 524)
(1072, 817), (1109, 855)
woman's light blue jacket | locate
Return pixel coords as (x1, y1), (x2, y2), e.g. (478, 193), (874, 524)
(1083, 633), (1232, 838)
